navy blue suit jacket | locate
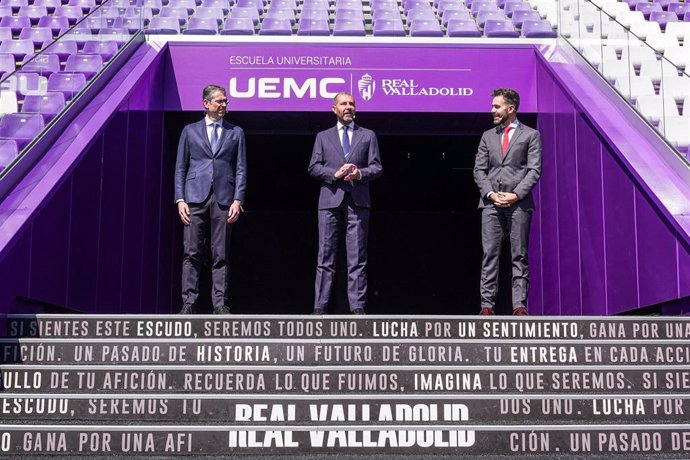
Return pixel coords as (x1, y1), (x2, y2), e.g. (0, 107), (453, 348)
(175, 118), (247, 206)
(308, 124), (383, 209)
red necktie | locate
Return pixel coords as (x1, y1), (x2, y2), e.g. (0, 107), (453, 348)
(501, 126), (511, 157)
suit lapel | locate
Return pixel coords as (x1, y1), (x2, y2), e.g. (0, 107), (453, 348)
(214, 120), (231, 157)
(197, 119), (213, 157)
(501, 124), (524, 162)
(349, 124), (362, 155)
(327, 126), (345, 159)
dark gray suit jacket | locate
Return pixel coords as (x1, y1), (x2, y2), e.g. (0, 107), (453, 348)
(308, 124), (383, 209)
(175, 119), (247, 206)
(473, 122), (542, 211)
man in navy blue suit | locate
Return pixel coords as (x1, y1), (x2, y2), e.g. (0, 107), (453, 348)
(308, 92), (383, 315)
(174, 84), (247, 314)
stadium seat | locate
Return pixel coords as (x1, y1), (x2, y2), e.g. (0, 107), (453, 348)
(159, 6), (191, 26)
(83, 40), (119, 61)
(335, 8), (365, 21)
(18, 5), (49, 24)
(270, 0), (297, 12)
(167, 0), (197, 14)
(645, 32), (679, 53)
(663, 45), (690, 71)
(0, 139), (19, 167)
(220, 16), (255, 34)
(30, 0), (60, 12)
(470, 0), (499, 16)
(297, 18), (331, 35)
(192, 6), (226, 24)
(601, 0), (630, 18)
(0, 16), (32, 35)
(19, 27), (54, 48)
(333, 18), (365, 35)
(229, 6), (260, 24)
(503, 0), (532, 17)
(0, 39), (35, 61)
(476, 9), (504, 27)
(37, 15), (71, 35)
(64, 54), (103, 79)
(183, 16), (219, 33)
(0, 53), (15, 76)
(21, 53), (60, 77)
(47, 72), (86, 100)
(521, 18), (556, 37)
(0, 0), (28, 13)
(67, 0), (97, 13)
(258, 17), (293, 34)
(372, 17), (405, 35)
(437, 0), (466, 16)
(143, 0), (164, 13)
(409, 18), (443, 35)
(658, 116), (690, 150)
(635, 94), (680, 125)
(201, 0), (230, 13)
(0, 113), (45, 150)
(635, 1), (662, 19)
(265, 8), (297, 25)
(659, 75), (690, 101)
(442, 9), (472, 25)
(41, 40), (79, 62)
(235, 0), (264, 14)
(667, 2), (690, 19)
(301, 8), (330, 21)
(145, 16), (182, 33)
(407, 8), (437, 23)
(53, 6), (86, 25)
(630, 20), (661, 40)
(665, 22), (690, 43)
(616, 10), (645, 28)
(649, 11), (678, 31)
(615, 75), (656, 103)
(21, 92), (66, 123)
(511, 9), (540, 27)
(483, 18), (519, 36)
(628, 44), (657, 68)
(446, 17), (482, 36)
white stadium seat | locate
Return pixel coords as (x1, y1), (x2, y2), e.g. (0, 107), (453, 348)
(658, 116), (690, 151)
(635, 94), (679, 125)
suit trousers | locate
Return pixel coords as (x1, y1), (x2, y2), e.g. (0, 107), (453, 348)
(314, 194), (370, 311)
(480, 205), (532, 310)
(181, 191), (232, 308)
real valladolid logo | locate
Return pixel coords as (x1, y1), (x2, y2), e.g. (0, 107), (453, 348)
(357, 74), (376, 102)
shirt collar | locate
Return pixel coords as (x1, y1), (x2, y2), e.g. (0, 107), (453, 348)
(337, 121), (354, 131)
(205, 116), (222, 126)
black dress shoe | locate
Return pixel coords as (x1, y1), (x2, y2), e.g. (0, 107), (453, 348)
(351, 308), (365, 315)
(312, 308), (326, 315)
(178, 304), (193, 314)
(213, 305), (231, 315)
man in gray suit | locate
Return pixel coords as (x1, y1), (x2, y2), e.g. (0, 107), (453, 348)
(473, 88), (542, 316)
(308, 92), (383, 314)
(174, 84), (247, 314)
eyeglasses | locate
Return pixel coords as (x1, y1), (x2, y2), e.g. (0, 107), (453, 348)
(207, 99), (228, 105)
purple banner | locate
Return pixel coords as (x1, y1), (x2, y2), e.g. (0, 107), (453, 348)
(166, 44), (538, 112)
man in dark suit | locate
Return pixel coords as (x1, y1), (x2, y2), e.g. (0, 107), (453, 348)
(473, 88), (542, 316)
(308, 92), (383, 315)
(174, 84), (247, 314)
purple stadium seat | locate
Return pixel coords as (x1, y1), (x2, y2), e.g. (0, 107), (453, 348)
(18, 5), (49, 24)
(37, 15), (71, 34)
(192, 6), (225, 24)
(0, 5), (11, 16)
(407, 8), (437, 23)
(53, 6), (86, 25)
(470, 0), (498, 16)
(0, 113), (45, 150)
(0, 139), (19, 167)
(668, 2), (690, 18)
(510, 9), (539, 27)
(622, 0), (643, 9)
(0, 16), (32, 35)
(437, 0), (466, 16)
(167, 0), (196, 13)
(335, 8), (364, 21)
(67, 0), (97, 13)
(41, 40), (78, 62)
(99, 27), (130, 44)
(684, 11), (690, 21)
(235, 0), (264, 14)
(270, 0), (297, 12)
(143, 0), (163, 14)
(521, 18), (555, 37)
(258, 17), (293, 34)
(409, 18), (442, 35)
(64, 53), (103, 79)
(302, 0), (329, 9)
(0, 0), (28, 13)
(60, 28), (95, 48)
(297, 17), (330, 35)
(9, 72), (48, 101)
(336, 0), (361, 9)
(145, 16), (182, 32)
(442, 8), (472, 25)
(0, 27), (12, 42)
(483, 17), (518, 36)
(301, 8), (330, 21)
(32, 0), (62, 12)
(20, 53), (60, 76)
(82, 40), (119, 61)
(446, 17), (482, 35)
(229, 6), (260, 24)
(0, 53), (15, 76)
(503, 0), (532, 17)
(403, 0), (431, 14)
(636, 1), (663, 18)
(476, 9), (504, 27)
(158, 6), (190, 26)
(201, 0), (230, 13)
(220, 16), (255, 33)
(183, 16), (219, 33)
(0, 39), (35, 61)
(124, 6), (154, 25)
(264, 8), (296, 25)
(372, 17), (405, 35)
(333, 18), (365, 35)
(47, 72), (86, 100)
(649, 10), (678, 29)
(19, 27), (54, 47)
(21, 92), (66, 123)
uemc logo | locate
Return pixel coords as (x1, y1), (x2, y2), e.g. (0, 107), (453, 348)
(229, 77), (346, 99)
(0, 74), (48, 96)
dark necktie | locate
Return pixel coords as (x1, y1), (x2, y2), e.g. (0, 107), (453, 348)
(210, 123), (219, 152)
(501, 126), (511, 157)
(342, 125), (350, 157)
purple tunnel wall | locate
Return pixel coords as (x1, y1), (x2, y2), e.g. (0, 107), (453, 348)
(0, 44), (688, 315)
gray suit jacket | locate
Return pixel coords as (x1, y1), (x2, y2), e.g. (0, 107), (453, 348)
(473, 122), (542, 211)
(308, 124), (383, 209)
(175, 119), (247, 206)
